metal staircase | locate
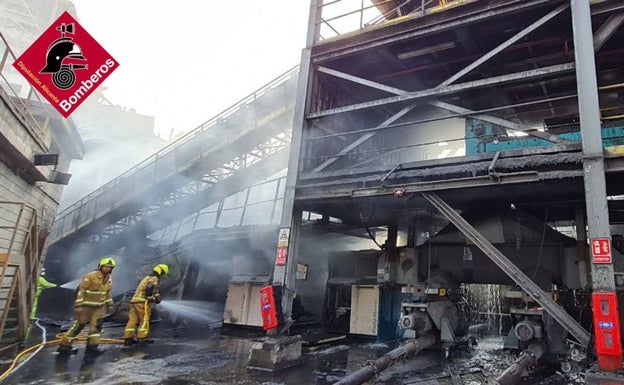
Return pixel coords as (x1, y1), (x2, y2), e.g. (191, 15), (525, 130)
(50, 67), (299, 249)
(0, 202), (40, 348)
(0, 262), (23, 345)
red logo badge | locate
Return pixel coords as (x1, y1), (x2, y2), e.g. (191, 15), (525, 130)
(12, 11), (118, 118)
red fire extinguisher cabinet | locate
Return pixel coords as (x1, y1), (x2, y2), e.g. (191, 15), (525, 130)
(592, 291), (623, 371)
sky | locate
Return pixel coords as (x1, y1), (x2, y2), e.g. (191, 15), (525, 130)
(71, 0), (311, 139)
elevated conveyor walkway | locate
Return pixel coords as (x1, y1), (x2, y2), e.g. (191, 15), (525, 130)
(49, 67), (298, 250)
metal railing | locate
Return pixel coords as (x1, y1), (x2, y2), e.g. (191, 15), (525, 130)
(0, 202), (39, 345)
(316, 0), (478, 41)
(50, 66), (299, 242)
(0, 31), (51, 151)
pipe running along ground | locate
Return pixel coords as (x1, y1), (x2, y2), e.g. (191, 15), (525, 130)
(0, 318), (125, 383)
(333, 333), (438, 385)
(495, 342), (545, 385)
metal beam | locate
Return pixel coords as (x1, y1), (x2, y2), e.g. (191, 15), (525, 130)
(317, 66), (404, 95)
(307, 63), (574, 118)
(351, 172), (543, 197)
(312, 0), (558, 63)
(428, 100), (564, 143)
(311, 65), (569, 144)
(421, 192), (590, 346)
(313, 104), (418, 172)
(591, 1), (624, 16)
(593, 12), (624, 52)
(439, 3), (569, 87)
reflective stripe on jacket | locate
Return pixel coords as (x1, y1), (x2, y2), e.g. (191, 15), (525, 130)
(131, 275), (159, 303)
(74, 270), (112, 307)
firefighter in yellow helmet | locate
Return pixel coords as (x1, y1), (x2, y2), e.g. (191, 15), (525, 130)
(123, 263), (169, 346)
(57, 257), (115, 355)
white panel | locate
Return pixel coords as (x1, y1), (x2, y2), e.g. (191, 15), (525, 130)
(246, 284), (264, 327)
(350, 285), (379, 336)
(223, 283), (250, 325)
(223, 282), (265, 327)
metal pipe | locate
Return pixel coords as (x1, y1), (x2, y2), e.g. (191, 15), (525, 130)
(496, 343), (545, 385)
(333, 333), (437, 385)
(468, 323), (490, 335)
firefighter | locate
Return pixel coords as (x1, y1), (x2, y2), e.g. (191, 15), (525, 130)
(57, 257), (115, 355)
(123, 263), (169, 346)
(30, 268), (57, 320)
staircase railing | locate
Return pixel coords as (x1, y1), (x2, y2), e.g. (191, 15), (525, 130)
(0, 263), (23, 344)
(0, 202), (39, 345)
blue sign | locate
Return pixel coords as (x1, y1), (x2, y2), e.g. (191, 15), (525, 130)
(599, 321), (614, 329)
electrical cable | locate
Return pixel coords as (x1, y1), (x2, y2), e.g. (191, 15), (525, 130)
(365, 226), (384, 250)
(531, 208), (549, 280)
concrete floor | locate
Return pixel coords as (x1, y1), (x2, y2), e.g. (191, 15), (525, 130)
(2, 318), (592, 385)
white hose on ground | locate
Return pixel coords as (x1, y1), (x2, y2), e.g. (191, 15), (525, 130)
(6, 318), (47, 377)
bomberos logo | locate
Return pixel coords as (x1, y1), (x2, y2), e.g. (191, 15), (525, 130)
(13, 11), (118, 118)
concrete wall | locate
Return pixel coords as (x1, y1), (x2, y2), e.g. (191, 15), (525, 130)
(0, 91), (80, 329)
(0, 99), (65, 254)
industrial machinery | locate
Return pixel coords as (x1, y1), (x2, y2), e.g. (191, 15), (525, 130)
(466, 118), (624, 156)
(501, 291), (590, 378)
(397, 285), (468, 357)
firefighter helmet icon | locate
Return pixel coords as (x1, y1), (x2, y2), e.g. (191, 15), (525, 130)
(40, 22), (87, 89)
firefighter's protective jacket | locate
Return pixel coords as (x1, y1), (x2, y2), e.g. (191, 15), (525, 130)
(130, 275), (160, 303)
(74, 270), (113, 307)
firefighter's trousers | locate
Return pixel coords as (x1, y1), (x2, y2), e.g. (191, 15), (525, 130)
(60, 306), (105, 347)
(124, 301), (151, 340)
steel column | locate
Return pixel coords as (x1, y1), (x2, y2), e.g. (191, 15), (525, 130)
(270, 0), (320, 328)
(571, 0), (620, 371)
(422, 192), (590, 346)
(572, 0), (616, 291)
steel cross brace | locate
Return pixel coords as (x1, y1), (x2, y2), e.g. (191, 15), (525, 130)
(421, 191), (591, 346)
(311, 64), (568, 171)
(309, 4), (622, 172)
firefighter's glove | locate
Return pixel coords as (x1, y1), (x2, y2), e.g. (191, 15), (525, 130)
(74, 306), (83, 317)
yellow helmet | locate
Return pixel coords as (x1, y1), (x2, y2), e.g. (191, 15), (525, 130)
(98, 257), (116, 269)
(153, 264), (169, 276)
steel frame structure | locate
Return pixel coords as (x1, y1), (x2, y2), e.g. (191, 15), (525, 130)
(275, 0), (624, 360)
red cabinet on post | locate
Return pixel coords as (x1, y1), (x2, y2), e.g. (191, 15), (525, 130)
(592, 291), (623, 371)
(260, 285), (278, 331)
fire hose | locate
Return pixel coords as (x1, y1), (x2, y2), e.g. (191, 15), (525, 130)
(0, 318), (125, 383)
(333, 333), (437, 385)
